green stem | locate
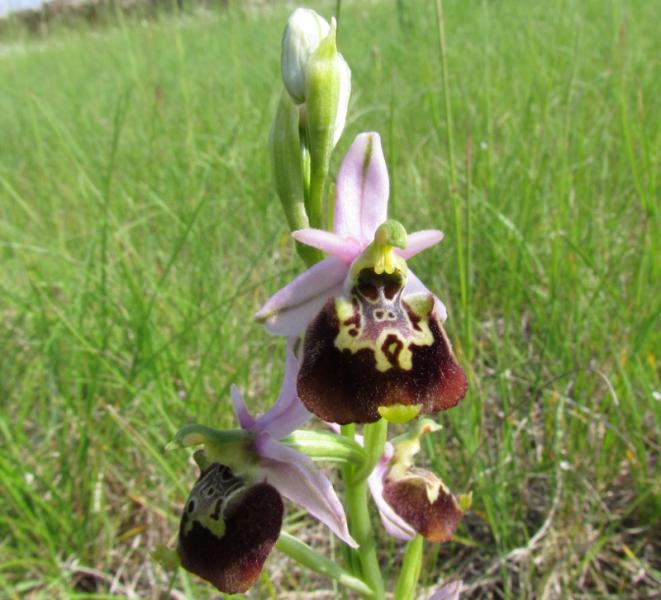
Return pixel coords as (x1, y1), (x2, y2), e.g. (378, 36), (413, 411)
(352, 418), (388, 483)
(276, 532), (374, 597)
(297, 141), (323, 266)
(341, 422), (387, 599)
(308, 162), (329, 230)
(344, 479), (385, 599)
(394, 535), (424, 600)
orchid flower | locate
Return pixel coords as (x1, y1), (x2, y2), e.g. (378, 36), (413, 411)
(176, 340), (356, 593)
(256, 132), (468, 424)
(367, 440), (417, 540)
(370, 420), (467, 544)
(329, 418), (464, 544)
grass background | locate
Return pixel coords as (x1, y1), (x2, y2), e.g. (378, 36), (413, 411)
(0, 0), (659, 597)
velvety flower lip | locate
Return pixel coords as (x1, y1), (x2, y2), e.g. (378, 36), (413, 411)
(382, 474), (462, 543)
(296, 276), (466, 423)
(178, 463), (283, 594)
(373, 420), (466, 543)
(255, 131), (446, 336)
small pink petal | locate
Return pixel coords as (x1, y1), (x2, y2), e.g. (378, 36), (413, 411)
(398, 229), (444, 260)
(405, 269), (448, 323)
(367, 444), (416, 541)
(255, 257), (347, 335)
(256, 338), (311, 438)
(231, 385), (256, 430)
(428, 580), (463, 600)
(334, 132), (389, 243)
(292, 229), (361, 264)
(257, 436), (358, 548)
(324, 422), (341, 434)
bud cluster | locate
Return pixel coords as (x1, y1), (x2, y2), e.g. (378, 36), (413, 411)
(271, 9), (351, 259)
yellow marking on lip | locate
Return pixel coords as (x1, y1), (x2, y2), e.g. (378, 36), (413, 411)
(334, 294), (434, 373)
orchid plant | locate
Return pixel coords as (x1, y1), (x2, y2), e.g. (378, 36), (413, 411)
(158, 7), (469, 599)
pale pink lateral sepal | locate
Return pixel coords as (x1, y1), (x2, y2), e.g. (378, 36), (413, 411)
(398, 229), (444, 260)
(334, 132), (389, 243)
(367, 443), (416, 541)
(255, 338), (311, 438)
(231, 385), (256, 430)
(292, 228), (361, 264)
(255, 257), (346, 335)
(256, 435), (358, 548)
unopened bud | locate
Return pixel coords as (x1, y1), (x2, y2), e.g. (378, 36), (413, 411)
(281, 8), (330, 104)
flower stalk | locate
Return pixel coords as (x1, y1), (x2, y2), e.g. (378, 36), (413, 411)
(394, 535), (424, 600)
(342, 422), (387, 599)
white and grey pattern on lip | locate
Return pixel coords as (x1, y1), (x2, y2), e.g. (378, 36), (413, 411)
(182, 464), (246, 536)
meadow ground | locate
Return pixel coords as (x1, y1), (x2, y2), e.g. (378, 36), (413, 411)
(0, 0), (659, 597)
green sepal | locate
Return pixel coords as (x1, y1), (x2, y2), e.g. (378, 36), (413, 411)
(152, 544), (180, 571)
(168, 424), (255, 475)
(169, 424), (249, 450)
(281, 429), (366, 466)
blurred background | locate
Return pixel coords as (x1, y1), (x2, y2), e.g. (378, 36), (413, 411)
(0, 0), (658, 597)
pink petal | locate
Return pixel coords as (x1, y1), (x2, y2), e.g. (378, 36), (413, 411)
(405, 269), (448, 323)
(398, 229), (444, 260)
(231, 385), (256, 430)
(292, 229), (361, 264)
(255, 257), (347, 335)
(257, 436), (358, 548)
(367, 444), (416, 541)
(428, 580), (463, 600)
(256, 338), (311, 438)
(334, 132), (389, 243)
(325, 422), (341, 434)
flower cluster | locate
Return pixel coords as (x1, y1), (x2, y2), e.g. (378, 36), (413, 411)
(160, 7), (469, 598)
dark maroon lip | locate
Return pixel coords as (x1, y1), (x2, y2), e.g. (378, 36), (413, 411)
(383, 476), (462, 544)
(298, 283), (468, 425)
(178, 464), (284, 594)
